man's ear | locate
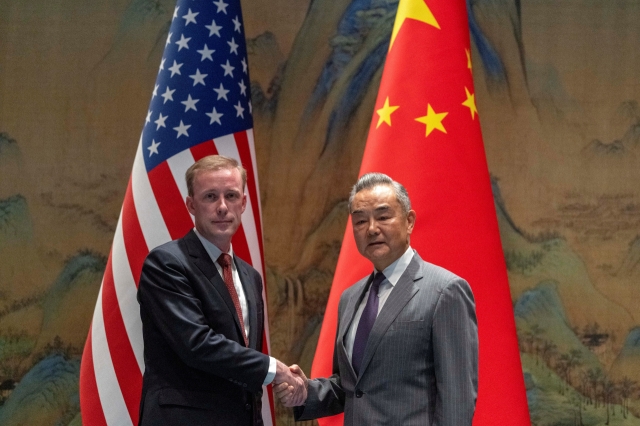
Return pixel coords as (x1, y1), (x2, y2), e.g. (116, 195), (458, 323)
(406, 210), (416, 234)
(186, 196), (195, 215)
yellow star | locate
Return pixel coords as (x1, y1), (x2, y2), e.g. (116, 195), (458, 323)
(376, 97), (400, 128)
(390, 0), (440, 50)
(462, 87), (478, 120)
(415, 104), (448, 137)
(466, 48), (472, 72)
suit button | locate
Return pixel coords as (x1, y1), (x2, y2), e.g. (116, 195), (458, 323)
(355, 389), (363, 398)
(245, 403), (252, 411)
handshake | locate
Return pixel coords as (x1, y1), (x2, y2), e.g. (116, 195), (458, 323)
(273, 361), (309, 407)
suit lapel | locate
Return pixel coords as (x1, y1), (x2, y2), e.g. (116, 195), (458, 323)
(356, 254), (424, 380)
(235, 258), (258, 348)
(184, 230), (246, 346)
(337, 276), (371, 381)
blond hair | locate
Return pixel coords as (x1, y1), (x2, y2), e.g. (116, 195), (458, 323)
(185, 155), (247, 196)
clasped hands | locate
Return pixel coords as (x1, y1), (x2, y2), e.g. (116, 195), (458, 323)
(273, 361), (308, 407)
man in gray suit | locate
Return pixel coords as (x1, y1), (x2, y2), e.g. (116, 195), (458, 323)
(278, 172), (478, 425)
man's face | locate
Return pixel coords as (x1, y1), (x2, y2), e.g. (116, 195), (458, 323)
(350, 184), (416, 271)
(186, 167), (246, 252)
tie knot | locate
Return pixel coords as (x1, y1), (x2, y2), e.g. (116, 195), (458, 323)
(218, 253), (232, 268)
(371, 272), (385, 293)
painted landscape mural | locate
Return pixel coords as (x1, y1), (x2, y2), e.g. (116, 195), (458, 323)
(1, 0), (640, 424)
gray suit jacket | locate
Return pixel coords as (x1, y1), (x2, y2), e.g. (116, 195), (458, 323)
(295, 252), (478, 425)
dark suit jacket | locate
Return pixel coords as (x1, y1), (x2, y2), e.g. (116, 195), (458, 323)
(295, 251), (478, 426)
(137, 229), (270, 426)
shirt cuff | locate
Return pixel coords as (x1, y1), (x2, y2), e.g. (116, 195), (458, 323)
(263, 356), (277, 385)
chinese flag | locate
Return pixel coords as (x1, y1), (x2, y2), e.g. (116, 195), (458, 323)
(310, 0), (531, 425)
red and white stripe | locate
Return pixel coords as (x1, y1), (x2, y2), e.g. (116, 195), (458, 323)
(80, 130), (275, 426)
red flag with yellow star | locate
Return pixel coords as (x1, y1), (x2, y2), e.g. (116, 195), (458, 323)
(310, 0), (530, 424)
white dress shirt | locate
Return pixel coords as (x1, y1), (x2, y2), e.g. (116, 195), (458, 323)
(345, 246), (415, 362)
(194, 229), (276, 385)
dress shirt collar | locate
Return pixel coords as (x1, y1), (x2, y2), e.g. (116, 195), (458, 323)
(374, 246), (414, 288)
(193, 228), (235, 266)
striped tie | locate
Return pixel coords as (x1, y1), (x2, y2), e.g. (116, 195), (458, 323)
(218, 253), (248, 346)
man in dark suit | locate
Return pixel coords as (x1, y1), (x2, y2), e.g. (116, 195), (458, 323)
(138, 155), (305, 425)
(278, 172), (478, 425)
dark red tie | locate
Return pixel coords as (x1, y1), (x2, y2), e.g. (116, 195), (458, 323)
(217, 253), (248, 346)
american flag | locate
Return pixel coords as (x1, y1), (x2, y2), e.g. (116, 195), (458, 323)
(79, 0), (275, 424)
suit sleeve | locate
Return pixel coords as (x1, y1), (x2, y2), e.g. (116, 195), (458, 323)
(294, 297), (347, 420)
(138, 247), (270, 393)
(432, 278), (478, 426)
